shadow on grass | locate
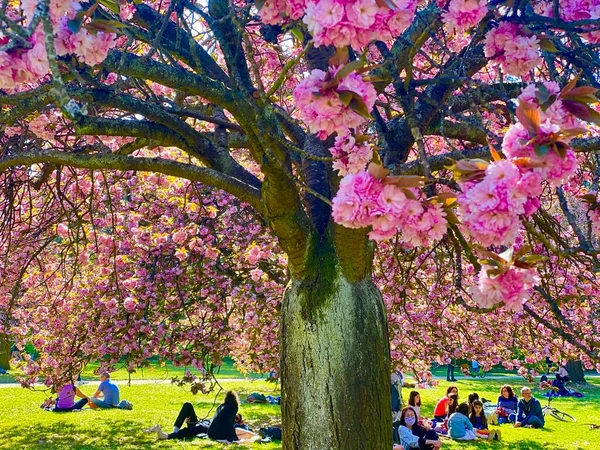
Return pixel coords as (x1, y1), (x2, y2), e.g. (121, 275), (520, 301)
(2, 420), (148, 450)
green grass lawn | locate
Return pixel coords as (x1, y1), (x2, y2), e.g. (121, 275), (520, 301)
(1, 378), (599, 449)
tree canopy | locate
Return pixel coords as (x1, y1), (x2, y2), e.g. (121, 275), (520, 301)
(2, 0), (600, 447)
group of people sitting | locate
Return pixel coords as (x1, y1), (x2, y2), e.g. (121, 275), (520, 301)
(393, 382), (548, 449)
(48, 372), (128, 411)
(143, 390), (280, 443)
(48, 373), (268, 443)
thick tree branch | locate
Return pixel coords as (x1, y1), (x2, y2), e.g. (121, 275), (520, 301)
(102, 51), (233, 108)
(0, 150), (264, 214)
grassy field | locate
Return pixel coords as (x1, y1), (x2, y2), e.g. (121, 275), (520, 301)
(1, 378), (599, 449)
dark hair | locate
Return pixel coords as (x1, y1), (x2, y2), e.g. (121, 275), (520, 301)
(408, 391), (421, 407)
(500, 385), (516, 399)
(446, 385), (459, 397)
(447, 393), (459, 415)
(468, 392), (479, 404)
(224, 391), (239, 406)
(399, 406), (418, 426)
(469, 400), (488, 428)
(456, 402), (470, 416)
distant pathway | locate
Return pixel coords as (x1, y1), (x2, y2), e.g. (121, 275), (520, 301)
(1, 373), (596, 389)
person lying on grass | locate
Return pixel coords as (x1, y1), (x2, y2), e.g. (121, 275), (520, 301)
(145, 390), (257, 442)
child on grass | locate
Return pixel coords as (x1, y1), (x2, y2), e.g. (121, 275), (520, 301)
(470, 399), (501, 441)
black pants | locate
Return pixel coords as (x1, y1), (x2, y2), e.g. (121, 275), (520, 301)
(418, 429), (440, 450)
(168, 402), (209, 439)
(556, 375), (570, 383)
(54, 398), (88, 412)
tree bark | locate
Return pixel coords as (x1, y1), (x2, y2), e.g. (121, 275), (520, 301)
(566, 360), (586, 383)
(0, 334), (10, 370)
(280, 241), (392, 450)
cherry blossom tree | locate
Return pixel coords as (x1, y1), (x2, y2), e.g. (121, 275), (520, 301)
(2, 1), (600, 449)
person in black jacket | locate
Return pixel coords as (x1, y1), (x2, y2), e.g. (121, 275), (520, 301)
(146, 391), (240, 441)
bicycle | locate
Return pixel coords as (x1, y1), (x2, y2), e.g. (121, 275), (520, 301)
(542, 394), (576, 422)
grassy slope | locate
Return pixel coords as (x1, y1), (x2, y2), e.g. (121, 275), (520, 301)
(0, 378), (599, 449)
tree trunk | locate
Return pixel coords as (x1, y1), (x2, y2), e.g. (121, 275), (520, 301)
(0, 334), (10, 370)
(566, 360), (586, 383)
(280, 245), (392, 450)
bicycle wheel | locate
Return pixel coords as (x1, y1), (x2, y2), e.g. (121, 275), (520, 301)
(549, 408), (576, 422)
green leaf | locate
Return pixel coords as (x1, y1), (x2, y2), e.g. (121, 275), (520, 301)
(333, 59), (366, 82)
(346, 92), (372, 119)
(98, 0), (120, 14)
(84, 19), (129, 35)
(337, 90), (353, 107)
(289, 27), (303, 44)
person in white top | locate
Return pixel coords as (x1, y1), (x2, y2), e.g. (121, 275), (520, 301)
(555, 364), (569, 383)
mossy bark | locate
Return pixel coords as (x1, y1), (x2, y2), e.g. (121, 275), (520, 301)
(0, 334), (10, 370)
(280, 239), (391, 450)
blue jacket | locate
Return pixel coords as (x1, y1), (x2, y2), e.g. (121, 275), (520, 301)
(448, 412), (474, 439)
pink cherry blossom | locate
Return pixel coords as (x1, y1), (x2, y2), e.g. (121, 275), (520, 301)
(484, 22), (542, 76)
(442, 0), (488, 32)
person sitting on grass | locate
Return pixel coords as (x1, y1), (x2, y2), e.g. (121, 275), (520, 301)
(88, 372), (119, 409)
(448, 402), (476, 441)
(408, 390), (434, 429)
(555, 364), (570, 383)
(147, 391), (256, 442)
(396, 407), (442, 450)
(53, 377), (89, 412)
(497, 384), (518, 424)
(514, 387), (544, 429)
(433, 386), (458, 421)
(469, 399), (501, 440)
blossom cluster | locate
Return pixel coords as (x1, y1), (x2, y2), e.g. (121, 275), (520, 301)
(442, 0), (488, 32)
(259, 0), (307, 24)
(332, 171), (447, 246)
(292, 67), (377, 139)
(0, 0), (117, 90)
(483, 22), (542, 76)
(468, 264), (540, 312)
(459, 82), (582, 250)
(502, 122), (578, 186)
(457, 160), (541, 247)
(303, 0), (417, 48)
(330, 132), (373, 176)
(258, 0), (417, 49)
(518, 81), (583, 130)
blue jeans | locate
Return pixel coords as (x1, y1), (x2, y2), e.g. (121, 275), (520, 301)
(90, 397), (116, 408)
(521, 416), (544, 428)
(54, 398), (88, 412)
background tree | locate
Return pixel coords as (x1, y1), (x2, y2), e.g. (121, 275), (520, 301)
(2, 1), (600, 449)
